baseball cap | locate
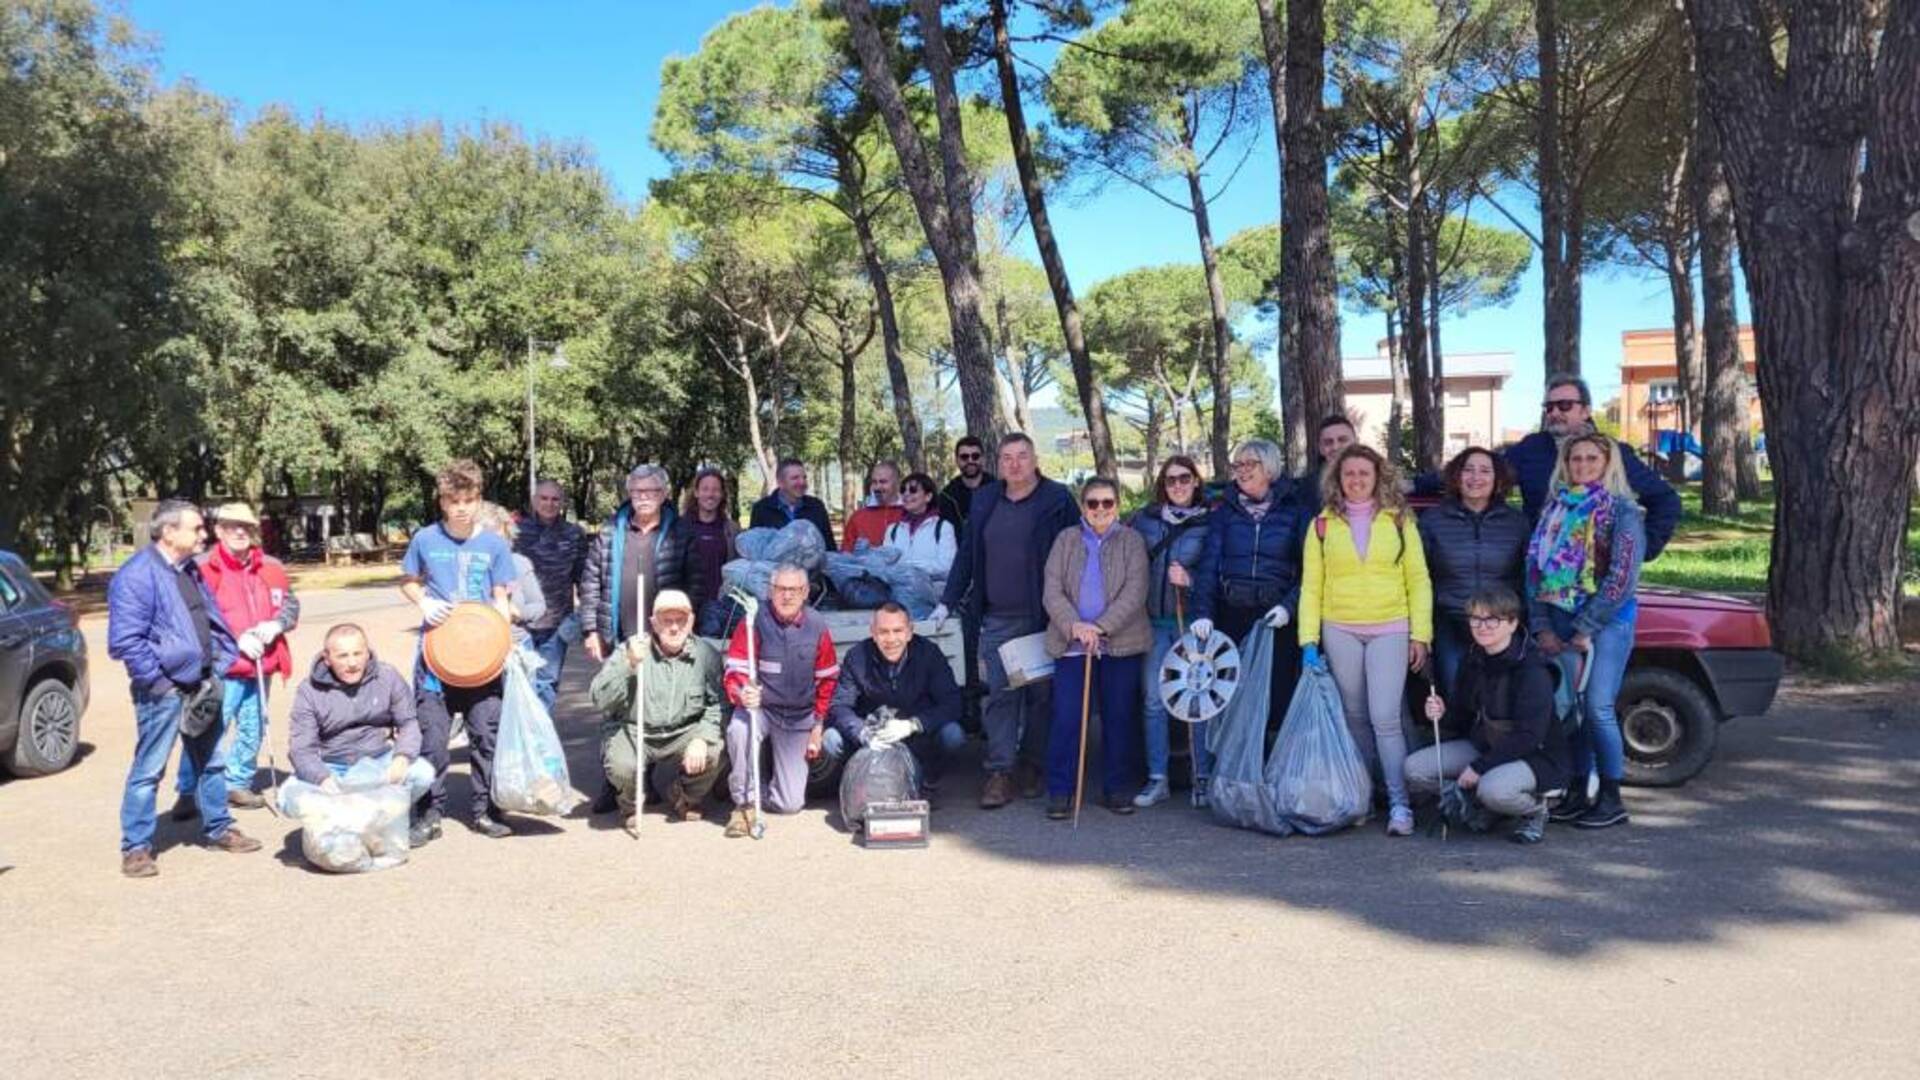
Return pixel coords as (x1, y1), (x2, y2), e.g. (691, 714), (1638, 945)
(653, 589), (694, 615)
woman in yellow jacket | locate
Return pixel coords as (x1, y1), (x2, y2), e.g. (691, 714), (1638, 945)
(1299, 444), (1433, 836)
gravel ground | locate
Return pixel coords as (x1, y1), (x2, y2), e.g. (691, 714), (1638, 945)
(2, 587), (1917, 1079)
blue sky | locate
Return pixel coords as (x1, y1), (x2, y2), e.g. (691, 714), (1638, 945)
(128, 0), (1737, 433)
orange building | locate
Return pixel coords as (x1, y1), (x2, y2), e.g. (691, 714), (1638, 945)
(1618, 326), (1763, 453)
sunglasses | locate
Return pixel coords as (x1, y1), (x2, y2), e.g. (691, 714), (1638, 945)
(1542, 399), (1584, 413)
(1083, 498), (1117, 510)
(957, 451), (983, 461)
(1165, 473), (1196, 485)
(902, 486), (926, 496)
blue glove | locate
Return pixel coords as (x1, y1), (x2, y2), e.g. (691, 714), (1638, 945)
(1302, 643), (1327, 672)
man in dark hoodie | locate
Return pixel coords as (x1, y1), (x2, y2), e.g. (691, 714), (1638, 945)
(282, 624), (436, 844)
(824, 604), (966, 788)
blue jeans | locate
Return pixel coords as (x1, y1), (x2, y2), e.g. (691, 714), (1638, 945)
(1141, 622), (1213, 782)
(123, 689), (233, 852)
(177, 677), (262, 793)
(1048, 652), (1145, 800)
(978, 612), (1051, 775)
(1546, 607), (1633, 784)
(531, 626), (569, 711)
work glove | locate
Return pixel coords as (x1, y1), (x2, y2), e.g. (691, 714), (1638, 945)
(249, 620), (284, 644)
(236, 630), (265, 660)
(419, 597), (454, 626)
(1263, 603), (1291, 629)
(385, 755), (411, 786)
(868, 717), (919, 749)
(1189, 618), (1214, 643)
(1302, 643), (1328, 673)
(927, 604), (950, 632)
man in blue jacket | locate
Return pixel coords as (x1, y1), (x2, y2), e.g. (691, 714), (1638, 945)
(930, 433), (1078, 808)
(107, 499), (262, 878)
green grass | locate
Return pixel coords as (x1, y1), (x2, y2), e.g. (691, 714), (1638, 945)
(1643, 483), (1920, 598)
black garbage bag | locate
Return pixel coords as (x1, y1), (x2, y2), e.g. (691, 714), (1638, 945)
(839, 744), (922, 829)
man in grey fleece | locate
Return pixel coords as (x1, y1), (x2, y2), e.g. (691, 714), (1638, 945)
(282, 624), (437, 844)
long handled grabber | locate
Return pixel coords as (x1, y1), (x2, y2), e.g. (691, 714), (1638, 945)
(728, 586), (767, 840)
(1072, 648), (1095, 829)
(256, 668), (280, 816)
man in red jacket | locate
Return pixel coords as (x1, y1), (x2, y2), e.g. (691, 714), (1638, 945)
(722, 564), (838, 837)
(170, 502), (300, 815)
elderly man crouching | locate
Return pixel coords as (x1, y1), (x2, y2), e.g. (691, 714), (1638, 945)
(282, 624), (436, 845)
(587, 589), (726, 835)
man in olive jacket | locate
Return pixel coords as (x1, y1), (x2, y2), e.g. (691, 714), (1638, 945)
(587, 590), (725, 834)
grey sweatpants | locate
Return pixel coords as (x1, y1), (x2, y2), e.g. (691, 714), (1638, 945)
(725, 709), (814, 814)
(1322, 624), (1411, 809)
(1404, 740), (1541, 816)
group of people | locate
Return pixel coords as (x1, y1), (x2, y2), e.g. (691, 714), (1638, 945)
(105, 373), (1677, 876)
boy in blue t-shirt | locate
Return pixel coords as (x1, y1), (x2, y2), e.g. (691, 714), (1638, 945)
(399, 459), (518, 844)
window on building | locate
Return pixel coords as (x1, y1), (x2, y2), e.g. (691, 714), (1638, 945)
(1445, 389), (1471, 407)
(1648, 379), (1679, 403)
(1446, 432), (1470, 455)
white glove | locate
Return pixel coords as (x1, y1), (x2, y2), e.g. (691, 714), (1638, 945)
(237, 630), (265, 660)
(1189, 617), (1213, 642)
(1263, 603), (1291, 629)
(249, 620), (284, 643)
(868, 717), (919, 749)
(927, 604), (950, 631)
(419, 597), (454, 626)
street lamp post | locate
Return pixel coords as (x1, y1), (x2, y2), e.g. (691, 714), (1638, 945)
(525, 336), (569, 509)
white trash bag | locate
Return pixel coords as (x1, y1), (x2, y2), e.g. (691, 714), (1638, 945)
(281, 758), (412, 874)
(492, 650), (583, 816)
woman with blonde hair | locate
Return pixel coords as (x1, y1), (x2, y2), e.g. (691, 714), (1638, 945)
(1298, 444), (1433, 836)
(1528, 430), (1645, 829)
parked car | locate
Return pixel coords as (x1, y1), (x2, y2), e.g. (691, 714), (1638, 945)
(0, 551), (89, 776)
(1616, 586), (1781, 786)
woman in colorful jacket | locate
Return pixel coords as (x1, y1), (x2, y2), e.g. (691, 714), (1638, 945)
(1040, 477), (1150, 820)
(1527, 431), (1646, 830)
(1124, 455), (1211, 808)
(1299, 444), (1433, 837)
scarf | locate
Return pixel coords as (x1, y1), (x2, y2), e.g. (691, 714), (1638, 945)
(1531, 482), (1614, 613)
(1160, 503), (1205, 526)
(898, 507), (937, 532)
(1237, 487), (1273, 522)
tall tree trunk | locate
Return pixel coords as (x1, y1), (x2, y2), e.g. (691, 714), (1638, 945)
(1282, 0), (1345, 476)
(1401, 119), (1441, 471)
(1664, 241), (1699, 473)
(1255, 0), (1305, 473)
(1426, 210), (1447, 453)
(988, 0), (1115, 475)
(846, 191), (924, 475)
(839, 349), (859, 516)
(1183, 157), (1236, 478)
(1536, 0), (1579, 376)
(725, 331), (776, 493)
(841, 0), (1005, 446)
(1693, 112), (1739, 515)
(1143, 393), (1162, 483)
(994, 291), (1036, 437)
(1386, 308), (1407, 464)
(1686, 0), (1920, 661)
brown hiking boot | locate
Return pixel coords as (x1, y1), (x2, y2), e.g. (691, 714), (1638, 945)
(121, 849), (158, 878)
(670, 798), (704, 823)
(980, 772), (1014, 809)
(1014, 761), (1044, 800)
(227, 788), (266, 810)
(209, 827), (262, 854)
(724, 806), (757, 838)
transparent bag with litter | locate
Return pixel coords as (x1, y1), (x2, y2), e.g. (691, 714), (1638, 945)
(823, 549), (939, 617)
(492, 650), (582, 816)
(282, 758), (411, 874)
(1263, 665), (1374, 835)
(1206, 621), (1281, 832)
(735, 520), (827, 570)
(839, 740), (923, 829)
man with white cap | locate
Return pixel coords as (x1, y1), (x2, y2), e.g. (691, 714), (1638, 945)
(170, 501), (300, 816)
(586, 588), (726, 836)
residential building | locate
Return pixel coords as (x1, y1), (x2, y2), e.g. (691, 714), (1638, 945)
(1618, 326), (1763, 453)
(1341, 344), (1513, 457)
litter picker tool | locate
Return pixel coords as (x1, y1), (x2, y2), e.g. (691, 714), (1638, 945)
(256, 667), (280, 816)
(728, 586), (767, 839)
(1072, 647), (1095, 829)
(630, 568), (647, 837)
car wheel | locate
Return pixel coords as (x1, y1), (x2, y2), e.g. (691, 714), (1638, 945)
(7, 678), (81, 777)
(1617, 667), (1718, 788)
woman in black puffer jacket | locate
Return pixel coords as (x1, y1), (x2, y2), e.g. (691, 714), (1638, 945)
(1419, 447), (1530, 699)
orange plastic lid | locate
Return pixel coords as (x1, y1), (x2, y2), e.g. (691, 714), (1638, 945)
(423, 603), (512, 688)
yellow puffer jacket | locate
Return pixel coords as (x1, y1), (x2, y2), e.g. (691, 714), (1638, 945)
(1299, 508), (1433, 645)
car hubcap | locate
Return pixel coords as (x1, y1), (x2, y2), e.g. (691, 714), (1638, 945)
(1622, 697), (1681, 758)
(30, 690), (76, 762)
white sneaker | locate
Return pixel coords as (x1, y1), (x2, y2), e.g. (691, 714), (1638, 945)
(1387, 804), (1415, 836)
(1132, 776), (1170, 808)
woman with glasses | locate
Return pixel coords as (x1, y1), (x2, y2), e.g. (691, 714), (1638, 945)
(1125, 455), (1212, 808)
(883, 472), (957, 588)
(1419, 447), (1530, 700)
(1405, 585), (1568, 844)
(1040, 478), (1150, 819)
(1528, 432), (1645, 829)
(1188, 439), (1313, 806)
(1299, 444), (1433, 837)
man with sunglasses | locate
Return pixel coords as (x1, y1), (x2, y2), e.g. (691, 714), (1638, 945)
(932, 432), (1078, 808)
(1412, 375), (1680, 558)
(938, 436), (992, 527)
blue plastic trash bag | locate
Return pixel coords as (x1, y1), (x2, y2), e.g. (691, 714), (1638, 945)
(1206, 622), (1280, 832)
(493, 651), (582, 816)
(737, 520), (826, 570)
(1263, 666), (1373, 836)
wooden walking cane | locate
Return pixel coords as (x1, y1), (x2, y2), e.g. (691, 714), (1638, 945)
(1072, 648), (1095, 829)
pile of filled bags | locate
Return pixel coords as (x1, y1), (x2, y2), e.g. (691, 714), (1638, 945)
(707, 521), (938, 633)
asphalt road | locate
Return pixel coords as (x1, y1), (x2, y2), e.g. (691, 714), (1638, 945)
(2, 586), (1917, 1078)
